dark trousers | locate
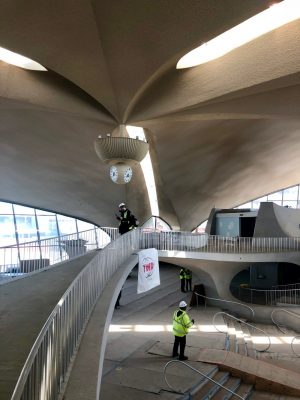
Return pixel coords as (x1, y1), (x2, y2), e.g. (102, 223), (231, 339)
(172, 335), (186, 358)
(186, 278), (192, 291)
(180, 279), (186, 292)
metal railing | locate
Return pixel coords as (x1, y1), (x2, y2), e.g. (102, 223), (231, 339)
(0, 227), (119, 280)
(139, 231), (300, 253)
(213, 312), (271, 352)
(10, 229), (139, 400)
(163, 360), (246, 399)
(291, 336), (300, 357)
(238, 286), (300, 306)
(271, 308), (300, 356)
(194, 292), (254, 321)
(272, 282), (300, 290)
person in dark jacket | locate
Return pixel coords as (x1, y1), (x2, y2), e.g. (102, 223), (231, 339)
(116, 203), (138, 235)
(172, 300), (194, 360)
(179, 268), (187, 292)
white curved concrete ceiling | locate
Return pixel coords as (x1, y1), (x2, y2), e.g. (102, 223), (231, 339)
(0, 0), (300, 230)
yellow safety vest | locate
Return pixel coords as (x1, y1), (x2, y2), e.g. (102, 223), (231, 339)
(172, 310), (193, 337)
(179, 269), (186, 280)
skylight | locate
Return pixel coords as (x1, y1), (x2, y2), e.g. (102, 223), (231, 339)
(126, 126), (159, 216)
(0, 47), (47, 71)
(177, 0), (300, 69)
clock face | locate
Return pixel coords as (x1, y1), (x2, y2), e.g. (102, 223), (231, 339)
(110, 166), (118, 182)
(124, 166), (133, 183)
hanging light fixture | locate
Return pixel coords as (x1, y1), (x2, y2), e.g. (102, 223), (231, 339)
(94, 124), (149, 184)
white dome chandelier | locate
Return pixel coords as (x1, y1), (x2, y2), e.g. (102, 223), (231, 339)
(94, 124), (149, 184)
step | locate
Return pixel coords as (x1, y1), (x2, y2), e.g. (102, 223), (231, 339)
(210, 376), (241, 399)
(192, 370), (229, 399)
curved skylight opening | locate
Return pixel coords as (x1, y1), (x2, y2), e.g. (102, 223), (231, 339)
(126, 126), (159, 216)
(177, 0), (300, 69)
(0, 47), (47, 71)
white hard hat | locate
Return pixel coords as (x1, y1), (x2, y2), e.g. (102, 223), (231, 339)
(179, 301), (187, 308)
(119, 203), (126, 207)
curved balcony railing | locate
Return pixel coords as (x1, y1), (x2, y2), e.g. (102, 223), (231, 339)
(11, 229), (140, 400)
(213, 312), (271, 352)
(194, 292), (254, 321)
(0, 227), (118, 281)
(139, 231), (300, 253)
(238, 286), (300, 306)
(163, 360), (245, 400)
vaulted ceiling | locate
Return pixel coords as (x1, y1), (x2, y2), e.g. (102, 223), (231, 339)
(0, 0), (299, 230)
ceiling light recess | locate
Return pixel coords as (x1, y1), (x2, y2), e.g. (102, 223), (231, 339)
(177, 0), (300, 69)
(0, 46), (47, 71)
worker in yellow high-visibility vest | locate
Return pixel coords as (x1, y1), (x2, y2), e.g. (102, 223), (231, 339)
(172, 300), (194, 360)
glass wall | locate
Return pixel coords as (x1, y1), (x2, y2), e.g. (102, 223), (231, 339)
(0, 200), (114, 275)
(194, 183), (300, 233)
(236, 184), (300, 210)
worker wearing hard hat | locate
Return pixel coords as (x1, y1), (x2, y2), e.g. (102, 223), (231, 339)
(116, 203), (138, 235)
(172, 300), (194, 360)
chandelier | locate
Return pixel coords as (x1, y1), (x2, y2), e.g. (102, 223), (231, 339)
(94, 125), (149, 184)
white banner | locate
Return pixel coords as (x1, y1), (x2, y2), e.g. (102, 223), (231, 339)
(137, 248), (160, 294)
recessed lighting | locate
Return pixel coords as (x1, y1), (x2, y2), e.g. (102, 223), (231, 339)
(0, 46), (47, 71)
(177, 0), (300, 69)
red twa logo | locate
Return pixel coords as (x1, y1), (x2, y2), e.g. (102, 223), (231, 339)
(142, 257), (154, 278)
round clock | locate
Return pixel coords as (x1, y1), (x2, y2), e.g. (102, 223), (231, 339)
(124, 166), (133, 183)
(109, 165), (118, 183)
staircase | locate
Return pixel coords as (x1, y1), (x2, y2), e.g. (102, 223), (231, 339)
(100, 267), (300, 400)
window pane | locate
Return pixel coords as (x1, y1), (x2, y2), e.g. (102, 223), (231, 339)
(0, 202), (13, 214)
(239, 202), (252, 209)
(35, 209), (56, 216)
(267, 190), (282, 201)
(252, 200), (262, 209)
(282, 200), (297, 208)
(0, 215), (17, 246)
(15, 214), (38, 243)
(13, 204), (35, 214)
(272, 200), (282, 206)
(57, 215), (77, 236)
(283, 186), (298, 200)
(76, 220), (94, 232)
(256, 196), (267, 202)
(37, 215), (58, 239)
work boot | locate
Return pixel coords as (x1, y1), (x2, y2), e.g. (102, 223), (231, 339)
(179, 356), (188, 361)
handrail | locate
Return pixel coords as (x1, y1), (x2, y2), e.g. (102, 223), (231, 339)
(163, 360), (245, 399)
(272, 282), (300, 289)
(10, 229), (140, 400)
(291, 336), (300, 357)
(239, 285), (300, 306)
(194, 292), (254, 321)
(271, 308), (300, 334)
(213, 311), (271, 352)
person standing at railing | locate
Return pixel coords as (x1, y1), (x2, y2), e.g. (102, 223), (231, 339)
(185, 269), (192, 291)
(172, 300), (194, 360)
(179, 267), (187, 292)
(115, 203), (138, 235)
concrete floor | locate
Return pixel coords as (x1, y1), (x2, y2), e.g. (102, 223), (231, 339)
(101, 264), (227, 399)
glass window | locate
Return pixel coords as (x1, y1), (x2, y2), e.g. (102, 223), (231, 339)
(0, 202), (13, 214)
(57, 215), (77, 236)
(37, 214), (58, 239)
(252, 200), (262, 209)
(283, 186), (298, 200)
(15, 213), (38, 243)
(282, 200), (297, 208)
(0, 214), (17, 246)
(267, 190), (282, 201)
(272, 200), (282, 206)
(76, 220), (94, 232)
(256, 196), (267, 202)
